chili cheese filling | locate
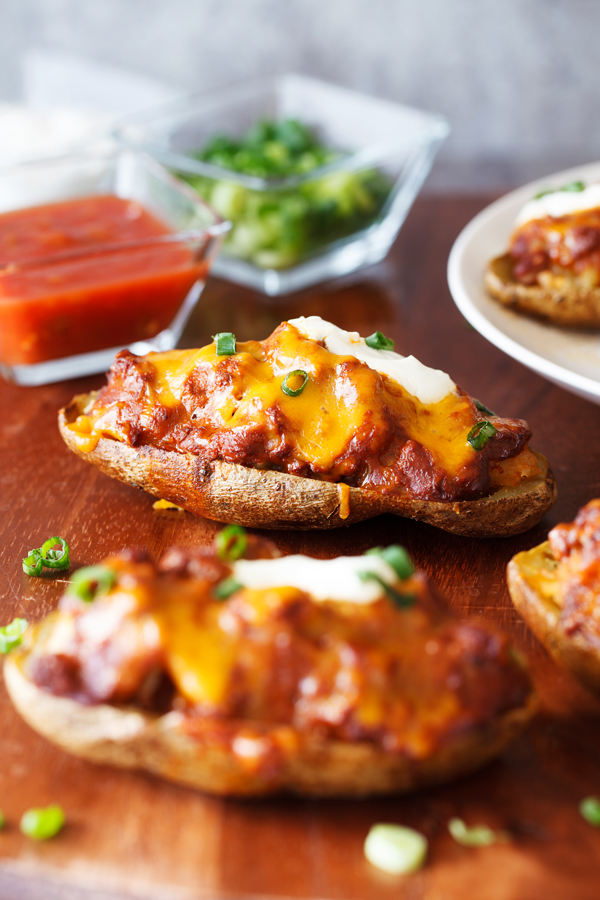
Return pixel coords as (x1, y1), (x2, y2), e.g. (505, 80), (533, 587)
(67, 317), (540, 502)
(23, 542), (531, 761)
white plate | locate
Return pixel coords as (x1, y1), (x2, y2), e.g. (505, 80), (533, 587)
(447, 160), (600, 405)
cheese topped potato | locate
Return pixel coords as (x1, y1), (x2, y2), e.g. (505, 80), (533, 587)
(59, 317), (556, 534)
(5, 534), (535, 797)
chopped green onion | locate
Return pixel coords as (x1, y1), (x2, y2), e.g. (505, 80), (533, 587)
(358, 571), (416, 609)
(534, 180), (585, 200)
(216, 524), (248, 562)
(580, 796), (600, 827)
(39, 536), (70, 570)
(365, 545), (414, 580)
(213, 332), (236, 356)
(22, 549), (43, 577)
(20, 804), (65, 841)
(448, 817), (508, 847)
(281, 369), (309, 397)
(467, 420), (497, 451)
(0, 810), (5, 830)
(0, 618), (28, 654)
(364, 823), (428, 875)
(474, 399), (496, 417)
(365, 331), (395, 351)
(66, 565), (116, 603)
(213, 577), (243, 600)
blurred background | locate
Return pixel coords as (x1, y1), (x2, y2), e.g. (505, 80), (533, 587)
(1, 0), (598, 191)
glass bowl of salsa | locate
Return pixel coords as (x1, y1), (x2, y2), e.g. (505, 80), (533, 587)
(0, 149), (229, 385)
(116, 74), (449, 296)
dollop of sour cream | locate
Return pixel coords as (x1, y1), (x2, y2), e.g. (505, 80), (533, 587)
(515, 183), (600, 227)
(232, 554), (399, 604)
(287, 316), (456, 405)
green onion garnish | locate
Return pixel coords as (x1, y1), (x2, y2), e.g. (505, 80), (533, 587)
(22, 550), (43, 577)
(213, 332), (236, 356)
(0, 618), (28, 654)
(39, 536), (70, 570)
(448, 817), (508, 847)
(20, 804), (65, 841)
(364, 823), (428, 874)
(281, 369), (309, 397)
(213, 577), (243, 600)
(0, 810), (5, 831)
(474, 399), (496, 417)
(66, 565), (116, 603)
(365, 331), (395, 351)
(216, 524), (248, 562)
(580, 796), (600, 827)
(358, 571), (416, 609)
(535, 180), (585, 199)
(467, 420), (497, 451)
(365, 545), (414, 581)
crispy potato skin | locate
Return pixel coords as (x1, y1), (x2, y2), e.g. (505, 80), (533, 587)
(508, 543), (600, 696)
(4, 653), (536, 797)
(59, 394), (557, 536)
(485, 254), (600, 327)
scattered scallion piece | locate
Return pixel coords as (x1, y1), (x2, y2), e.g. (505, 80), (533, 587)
(22, 550), (43, 577)
(365, 331), (395, 351)
(364, 823), (428, 875)
(213, 332), (236, 356)
(0, 618), (27, 654)
(0, 810), (5, 830)
(216, 524), (248, 562)
(281, 369), (309, 397)
(39, 536), (70, 570)
(358, 571), (416, 609)
(365, 545), (414, 580)
(20, 804), (65, 841)
(534, 180), (585, 200)
(448, 817), (508, 847)
(467, 420), (497, 451)
(66, 565), (116, 603)
(213, 577), (243, 600)
(474, 399), (496, 417)
(579, 796), (600, 827)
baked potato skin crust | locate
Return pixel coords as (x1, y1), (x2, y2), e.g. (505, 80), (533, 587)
(4, 652), (536, 798)
(485, 254), (600, 328)
(59, 394), (557, 537)
(508, 544), (600, 695)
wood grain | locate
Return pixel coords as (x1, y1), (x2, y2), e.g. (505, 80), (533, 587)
(2, 195), (600, 899)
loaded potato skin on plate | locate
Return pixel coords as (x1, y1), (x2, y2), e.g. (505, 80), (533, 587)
(59, 316), (556, 535)
(5, 533), (535, 798)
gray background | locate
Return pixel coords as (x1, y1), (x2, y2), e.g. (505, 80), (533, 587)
(1, 0), (598, 190)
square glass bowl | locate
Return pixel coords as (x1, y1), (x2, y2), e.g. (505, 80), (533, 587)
(115, 74), (449, 296)
(0, 149), (229, 385)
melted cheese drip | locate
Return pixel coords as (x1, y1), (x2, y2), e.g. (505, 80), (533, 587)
(515, 183), (600, 227)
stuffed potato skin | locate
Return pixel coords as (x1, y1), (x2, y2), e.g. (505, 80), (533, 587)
(59, 392), (557, 536)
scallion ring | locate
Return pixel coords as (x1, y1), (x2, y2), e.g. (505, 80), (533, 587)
(20, 804), (65, 841)
(364, 823), (428, 875)
(365, 331), (395, 351)
(281, 369), (309, 397)
(216, 525), (248, 562)
(467, 420), (497, 451)
(213, 577), (242, 600)
(66, 565), (117, 603)
(22, 550), (43, 577)
(39, 536), (70, 570)
(580, 796), (600, 827)
(365, 545), (414, 581)
(0, 618), (28, 654)
(213, 332), (236, 356)
(358, 571), (416, 609)
(448, 817), (508, 847)
(474, 399), (496, 417)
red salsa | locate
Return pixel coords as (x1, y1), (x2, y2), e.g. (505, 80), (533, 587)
(0, 195), (207, 367)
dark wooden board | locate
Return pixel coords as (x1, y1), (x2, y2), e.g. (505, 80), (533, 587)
(2, 196), (600, 899)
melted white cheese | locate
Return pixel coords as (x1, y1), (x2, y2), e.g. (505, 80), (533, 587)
(287, 316), (456, 405)
(515, 183), (600, 227)
(232, 554), (399, 604)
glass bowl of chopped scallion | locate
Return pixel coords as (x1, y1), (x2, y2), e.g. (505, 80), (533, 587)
(115, 74), (449, 296)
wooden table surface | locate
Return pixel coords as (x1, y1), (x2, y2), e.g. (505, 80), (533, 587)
(2, 195), (600, 900)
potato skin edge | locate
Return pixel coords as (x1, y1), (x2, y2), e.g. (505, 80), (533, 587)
(508, 547), (600, 696)
(4, 652), (536, 798)
(59, 394), (557, 536)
